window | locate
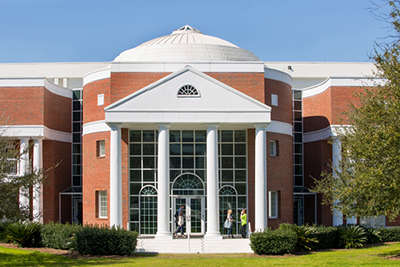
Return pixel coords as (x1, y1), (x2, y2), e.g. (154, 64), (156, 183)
(271, 94), (278, 106)
(269, 191), (278, 218)
(360, 216), (385, 228)
(97, 191), (107, 218)
(97, 94), (104, 106)
(177, 85), (200, 97)
(96, 140), (105, 157)
(270, 140), (279, 156)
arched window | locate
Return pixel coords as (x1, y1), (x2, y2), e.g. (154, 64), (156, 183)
(219, 185), (238, 234)
(177, 85), (200, 97)
(139, 186), (157, 235)
(172, 173), (204, 196)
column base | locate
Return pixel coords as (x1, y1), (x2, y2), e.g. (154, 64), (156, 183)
(204, 231), (223, 240)
(155, 232), (173, 240)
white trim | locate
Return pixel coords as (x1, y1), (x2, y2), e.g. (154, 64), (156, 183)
(266, 121), (292, 136)
(302, 77), (379, 98)
(268, 191), (278, 219)
(43, 78), (72, 98)
(110, 61), (265, 73)
(82, 120), (111, 136)
(83, 67), (111, 85)
(264, 67), (292, 86)
(303, 125), (352, 143)
(0, 78), (72, 98)
(0, 125), (72, 143)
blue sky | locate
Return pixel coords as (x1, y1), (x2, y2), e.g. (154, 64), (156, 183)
(0, 0), (393, 63)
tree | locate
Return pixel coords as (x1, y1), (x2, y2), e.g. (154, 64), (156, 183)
(312, 1), (400, 220)
(0, 124), (44, 221)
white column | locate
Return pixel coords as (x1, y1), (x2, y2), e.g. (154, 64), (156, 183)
(32, 139), (43, 222)
(63, 77), (68, 88)
(332, 137), (343, 226)
(255, 125), (268, 231)
(204, 124), (222, 239)
(155, 124), (172, 239)
(109, 123), (122, 228)
(19, 138), (30, 211)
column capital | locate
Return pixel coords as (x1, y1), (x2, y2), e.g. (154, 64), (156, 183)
(254, 123), (269, 129)
(156, 123), (171, 129)
(107, 123), (123, 130)
(205, 123), (219, 129)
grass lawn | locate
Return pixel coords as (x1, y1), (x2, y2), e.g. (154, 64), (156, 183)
(1, 243), (400, 266)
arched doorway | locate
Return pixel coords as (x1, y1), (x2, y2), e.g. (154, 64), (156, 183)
(171, 173), (205, 235)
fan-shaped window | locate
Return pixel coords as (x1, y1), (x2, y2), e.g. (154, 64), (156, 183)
(177, 85), (200, 97)
(172, 173), (204, 195)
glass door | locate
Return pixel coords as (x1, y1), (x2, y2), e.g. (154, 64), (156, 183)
(173, 197), (205, 235)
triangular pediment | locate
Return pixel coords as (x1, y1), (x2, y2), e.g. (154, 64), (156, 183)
(105, 66), (271, 124)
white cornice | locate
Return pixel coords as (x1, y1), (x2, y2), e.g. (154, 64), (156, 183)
(302, 77), (379, 98)
(82, 120), (110, 136)
(83, 67), (111, 86)
(110, 61), (265, 73)
(303, 125), (352, 143)
(266, 121), (293, 136)
(264, 67), (292, 86)
(0, 78), (72, 98)
(0, 125), (72, 143)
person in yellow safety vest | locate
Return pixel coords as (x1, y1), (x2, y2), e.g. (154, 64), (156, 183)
(240, 209), (247, 238)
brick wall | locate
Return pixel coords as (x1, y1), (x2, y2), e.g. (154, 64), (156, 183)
(247, 129), (255, 231)
(42, 140), (71, 223)
(267, 132), (293, 228)
(121, 128), (129, 229)
(0, 87), (45, 125)
(43, 89), (71, 133)
(82, 131), (110, 226)
(110, 72), (170, 104)
(303, 86), (365, 133)
(83, 79), (110, 124)
(264, 78), (292, 124)
(303, 140), (333, 226)
(205, 73), (265, 103)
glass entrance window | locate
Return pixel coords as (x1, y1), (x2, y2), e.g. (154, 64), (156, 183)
(173, 197), (205, 235)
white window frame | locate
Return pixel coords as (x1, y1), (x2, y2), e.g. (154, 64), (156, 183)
(98, 191), (108, 218)
(97, 140), (105, 157)
(97, 94), (104, 106)
(269, 191), (278, 218)
(270, 140), (277, 156)
(271, 94), (278, 106)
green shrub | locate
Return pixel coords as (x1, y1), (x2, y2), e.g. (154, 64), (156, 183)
(0, 221), (13, 242)
(41, 222), (82, 250)
(72, 224), (138, 255)
(5, 222), (42, 247)
(339, 225), (367, 249)
(363, 227), (381, 244)
(250, 229), (297, 255)
(313, 226), (340, 249)
(279, 223), (319, 251)
(378, 227), (400, 242)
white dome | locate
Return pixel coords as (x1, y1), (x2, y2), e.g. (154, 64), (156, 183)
(114, 25), (261, 62)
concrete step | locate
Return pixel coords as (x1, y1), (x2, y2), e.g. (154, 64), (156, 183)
(135, 236), (253, 254)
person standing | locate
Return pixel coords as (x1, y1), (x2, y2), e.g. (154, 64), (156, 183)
(240, 209), (247, 238)
(227, 209), (235, 238)
(173, 210), (186, 238)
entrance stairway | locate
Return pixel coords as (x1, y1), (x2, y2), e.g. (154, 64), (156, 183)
(135, 236), (253, 254)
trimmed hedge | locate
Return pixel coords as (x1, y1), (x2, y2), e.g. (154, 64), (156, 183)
(41, 222), (82, 250)
(313, 226), (340, 249)
(72, 224), (138, 255)
(378, 227), (400, 242)
(250, 229), (297, 255)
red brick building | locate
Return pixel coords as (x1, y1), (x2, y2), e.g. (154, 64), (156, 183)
(0, 26), (389, 235)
